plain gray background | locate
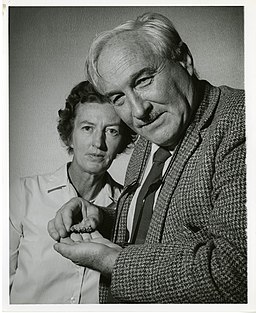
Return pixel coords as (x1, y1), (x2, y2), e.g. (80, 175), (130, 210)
(9, 6), (244, 184)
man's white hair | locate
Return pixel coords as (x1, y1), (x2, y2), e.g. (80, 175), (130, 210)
(86, 12), (193, 90)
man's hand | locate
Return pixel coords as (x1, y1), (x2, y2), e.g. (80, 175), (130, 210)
(47, 197), (103, 241)
(53, 231), (122, 277)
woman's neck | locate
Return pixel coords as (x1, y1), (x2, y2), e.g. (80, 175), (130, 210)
(68, 162), (106, 201)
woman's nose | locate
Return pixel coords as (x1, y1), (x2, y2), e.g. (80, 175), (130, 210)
(92, 131), (107, 151)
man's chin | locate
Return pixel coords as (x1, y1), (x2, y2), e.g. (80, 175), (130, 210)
(143, 133), (178, 149)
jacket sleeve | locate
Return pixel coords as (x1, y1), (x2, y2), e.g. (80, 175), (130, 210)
(110, 98), (247, 303)
(9, 178), (24, 291)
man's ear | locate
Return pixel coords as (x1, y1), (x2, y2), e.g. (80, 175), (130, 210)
(179, 53), (194, 76)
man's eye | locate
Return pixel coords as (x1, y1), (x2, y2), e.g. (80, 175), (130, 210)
(105, 127), (120, 137)
(111, 94), (125, 106)
(136, 76), (153, 87)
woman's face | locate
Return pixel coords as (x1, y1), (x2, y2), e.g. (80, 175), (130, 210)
(70, 102), (123, 175)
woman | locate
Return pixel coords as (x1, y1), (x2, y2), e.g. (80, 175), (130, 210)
(9, 81), (136, 304)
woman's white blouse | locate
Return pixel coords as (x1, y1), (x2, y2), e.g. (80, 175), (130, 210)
(9, 163), (122, 304)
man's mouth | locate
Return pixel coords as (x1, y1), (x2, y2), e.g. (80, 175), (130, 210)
(140, 112), (164, 128)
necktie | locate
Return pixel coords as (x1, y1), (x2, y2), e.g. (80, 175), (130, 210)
(131, 147), (171, 244)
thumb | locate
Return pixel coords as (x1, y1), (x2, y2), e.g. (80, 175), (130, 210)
(54, 242), (76, 258)
(81, 198), (92, 219)
(47, 219), (60, 241)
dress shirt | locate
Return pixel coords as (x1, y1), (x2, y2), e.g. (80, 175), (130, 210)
(127, 144), (173, 241)
(9, 163), (122, 304)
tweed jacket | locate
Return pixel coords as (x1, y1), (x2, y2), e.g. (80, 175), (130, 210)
(100, 80), (246, 303)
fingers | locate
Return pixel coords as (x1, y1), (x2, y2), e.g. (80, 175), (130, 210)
(56, 198), (95, 235)
(59, 198), (83, 233)
(70, 232), (93, 242)
(92, 238), (122, 250)
(90, 230), (103, 239)
(87, 203), (103, 226)
(90, 233), (123, 250)
(85, 217), (98, 232)
(47, 197), (103, 241)
(70, 233), (84, 242)
(47, 218), (60, 241)
(53, 241), (76, 259)
(53, 241), (92, 265)
(81, 232), (92, 241)
(60, 237), (75, 244)
(69, 202), (103, 233)
(81, 200), (87, 220)
(53, 239), (120, 275)
(47, 203), (73, 240)
(47, 197), (85, 240)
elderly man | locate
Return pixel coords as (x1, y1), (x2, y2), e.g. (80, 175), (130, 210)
(48, 13), (246, 303)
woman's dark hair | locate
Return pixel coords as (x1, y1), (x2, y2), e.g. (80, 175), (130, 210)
(57, 80), (137, 154)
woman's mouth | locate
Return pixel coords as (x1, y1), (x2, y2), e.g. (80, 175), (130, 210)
(87, 154), (105, 161)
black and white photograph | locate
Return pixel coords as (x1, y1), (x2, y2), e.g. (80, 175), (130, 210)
(2, 1), (256, 312)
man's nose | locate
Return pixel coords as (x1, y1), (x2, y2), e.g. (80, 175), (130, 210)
(128, 92), (152, 120)
(92, 130), (107, 151)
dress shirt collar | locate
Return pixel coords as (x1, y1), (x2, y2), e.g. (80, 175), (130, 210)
(46, 163), (71, 193)
(45, 162), (119, 203)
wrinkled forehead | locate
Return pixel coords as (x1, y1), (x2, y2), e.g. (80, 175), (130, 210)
(95, 31), (161, 93)
(102, 31), (150, 53)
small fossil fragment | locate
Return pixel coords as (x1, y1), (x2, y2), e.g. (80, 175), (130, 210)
(70, 218), (94, 233)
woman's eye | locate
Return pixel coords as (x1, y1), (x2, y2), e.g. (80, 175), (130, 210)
(136, 76), (153, 87)
(106, 128), (120, 137)
(82, 125), (93, 132)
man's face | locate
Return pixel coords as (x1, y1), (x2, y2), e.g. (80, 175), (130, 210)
(96, 32), (195, 149)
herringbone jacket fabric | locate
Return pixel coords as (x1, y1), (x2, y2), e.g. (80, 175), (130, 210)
(100, 80), (246, 303)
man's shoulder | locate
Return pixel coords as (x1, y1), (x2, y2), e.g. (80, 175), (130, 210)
(218, 85), (244, 103)
(219, 85), (245, 98)
(216, 85), (245, 118)
(201, 81), (245, 123)
(202, 84), (245, 142)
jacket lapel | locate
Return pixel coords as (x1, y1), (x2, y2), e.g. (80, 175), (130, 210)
(113, 136), (152, 242)
(124, 136), (152, 187)
(146, 81), (221, 243)
(147, 123), (202, 242)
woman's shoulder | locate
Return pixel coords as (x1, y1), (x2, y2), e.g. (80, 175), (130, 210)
(12, 164), (68, 194)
